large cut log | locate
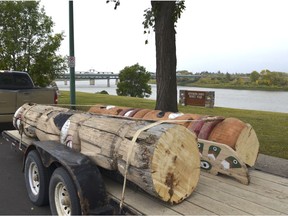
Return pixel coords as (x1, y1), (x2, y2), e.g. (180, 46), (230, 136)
(15, 103), (200, 204)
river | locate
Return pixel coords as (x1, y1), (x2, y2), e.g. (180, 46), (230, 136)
(56, 80), (288, 114)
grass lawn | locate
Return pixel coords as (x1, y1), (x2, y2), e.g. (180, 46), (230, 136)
(58, 91), (288, 160)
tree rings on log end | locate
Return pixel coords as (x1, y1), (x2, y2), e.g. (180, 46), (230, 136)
(235, 124), (260, 166)
(151, 125), (200, 204)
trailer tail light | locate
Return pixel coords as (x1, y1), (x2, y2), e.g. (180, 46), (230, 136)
(54, 92), (58, 104)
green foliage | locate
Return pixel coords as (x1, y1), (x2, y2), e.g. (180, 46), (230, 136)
(116, 63), (152, 98)
(259, 70), (288, 86)
(0, 1), (66, 87)
(250, 71), (260, 82)
(180, 70), (288, 90)
(142, 0), (185, 44)
(96, 90), (109, 95)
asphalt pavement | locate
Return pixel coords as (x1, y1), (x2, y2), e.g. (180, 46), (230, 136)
(0, 123), (287, 215)
(0, 123), (50, 215)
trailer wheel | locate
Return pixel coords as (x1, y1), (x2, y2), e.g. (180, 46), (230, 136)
(24, 150), (51, 206)
(49, 167), (81, 216)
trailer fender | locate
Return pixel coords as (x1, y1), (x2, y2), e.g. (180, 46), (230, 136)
(25, 140), (111, 215)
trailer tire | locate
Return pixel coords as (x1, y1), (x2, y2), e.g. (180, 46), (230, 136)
(49, 167), (81, 215)
(24, 150), (51, 206)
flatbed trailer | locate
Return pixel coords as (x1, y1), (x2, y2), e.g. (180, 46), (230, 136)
(2, 130), (288, 215)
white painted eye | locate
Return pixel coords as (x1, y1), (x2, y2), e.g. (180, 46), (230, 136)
(60, 119), (70, 144)
(233, 159), (238, 164)
(16, 119), (21, 130)
(124, 110), (133, 117)
(106, 105), (115, 110)
(168, 112), (184, 119)
(201, 161), (211, 169)
(213, 146), (217, 151)
(66, 140), (73, 149)
(13, 106), (24, 129)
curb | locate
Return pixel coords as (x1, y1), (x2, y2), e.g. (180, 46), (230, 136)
(254, 154), (288, 178)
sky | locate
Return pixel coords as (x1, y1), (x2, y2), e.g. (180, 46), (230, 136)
(40, 0), (288, 74)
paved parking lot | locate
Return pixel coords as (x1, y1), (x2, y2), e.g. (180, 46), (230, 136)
(0, 124), (50, 215)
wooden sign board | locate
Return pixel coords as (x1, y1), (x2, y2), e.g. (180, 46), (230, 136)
(179, 90), (215, 108)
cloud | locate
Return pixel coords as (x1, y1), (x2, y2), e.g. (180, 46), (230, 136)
(41, 0), (288, 73)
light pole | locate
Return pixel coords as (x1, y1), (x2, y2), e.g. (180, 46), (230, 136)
(69, 0), (76, 109)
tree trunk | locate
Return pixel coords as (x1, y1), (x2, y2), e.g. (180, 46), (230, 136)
(152, 1), (178, 112)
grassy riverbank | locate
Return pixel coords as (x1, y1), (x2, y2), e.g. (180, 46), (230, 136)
(149, 79), (288, 91)
(58, 91), (288, 160)
(179, 82), (288, 91)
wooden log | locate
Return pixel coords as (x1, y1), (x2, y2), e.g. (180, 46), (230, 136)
(187, 119), (206, 136)
(208, 118), (246, 149)
(124, 108), (142, 117)
(132, 109), (152, 119)
(16, 103), (200, 204)
(15, 103), (69, 138)
(198, 117), (224, 140)
(87, 104), (107, 114)
(234, 123), (260, 167)
(174, 114), (202, 127)
(142, 110), (173, 120)
(118, 108), (135, 117)
(208, 117), (259, 166)
(88, 105), (127, 115)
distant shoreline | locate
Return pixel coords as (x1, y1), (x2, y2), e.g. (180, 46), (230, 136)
(149, 80), (288, 91)
(179, 83), (288, 91)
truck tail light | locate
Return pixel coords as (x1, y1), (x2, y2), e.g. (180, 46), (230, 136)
(54, 92), (58, 104)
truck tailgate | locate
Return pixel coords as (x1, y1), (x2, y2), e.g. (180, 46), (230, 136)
(2, 130), (288, 215)
(0, 91), (17, 113)
(17, 88), (55, 106)
(0, 91), (17, 122)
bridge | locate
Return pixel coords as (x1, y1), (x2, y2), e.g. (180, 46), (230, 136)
(56, 72), (202, 87)
(57, 72), (119, 87)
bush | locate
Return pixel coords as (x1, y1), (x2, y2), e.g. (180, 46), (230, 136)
(96, 90), (109, 94)
(116, 63), (152, 98)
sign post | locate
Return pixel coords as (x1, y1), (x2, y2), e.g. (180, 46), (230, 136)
(69, 0), (76, 109)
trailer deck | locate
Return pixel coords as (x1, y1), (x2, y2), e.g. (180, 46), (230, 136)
(104, 169), (288, 215)
(3, 130), (288, 215)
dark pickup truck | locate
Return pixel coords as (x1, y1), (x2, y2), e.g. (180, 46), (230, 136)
(0, 70), (58, 123)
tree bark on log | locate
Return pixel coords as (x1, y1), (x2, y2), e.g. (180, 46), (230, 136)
(15, 103), (200, 204)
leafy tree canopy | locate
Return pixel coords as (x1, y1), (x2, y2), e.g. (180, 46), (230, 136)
(0, 1), (66, 87)
(107, 0), (185, 112)
(116, 63), (152, 98)
(142, 0), (185, 44)
(250, 71), (260, 82)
